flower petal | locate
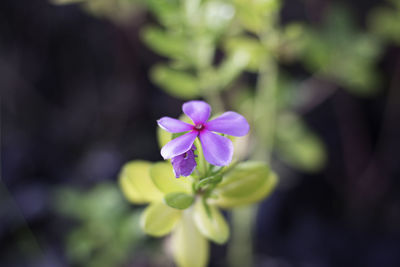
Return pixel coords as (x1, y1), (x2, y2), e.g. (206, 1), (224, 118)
(199, 131), (233, 166)
(182, 100), (211, 125)
(157, 117), (193, 133)
(206, 111), (250, 136)
(171, 145), (197, 177)
(161, 131), (198, 159)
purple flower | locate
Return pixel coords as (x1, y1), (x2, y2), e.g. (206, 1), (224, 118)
(171, 145), (197, 178)
(157, 100), (250, 167)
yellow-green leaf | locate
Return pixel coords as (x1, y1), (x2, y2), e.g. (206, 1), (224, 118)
(217, 162), (270, 198)
(140, 202), (181, 237)
(215, 172), (278, 208)
(119, 161), (163, 204)
(150, 162), (192, 194)
(171, 210), (209, 267)
(193, 200), (229, 244)
(164, 192), (194, 210)
(212, 162), (278, 208)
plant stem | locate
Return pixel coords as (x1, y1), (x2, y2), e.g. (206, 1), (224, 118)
(194, 138), (208, 177)
(228, 25), (279, 267)
(253, 60), (278, 161)
(227, 205), (257, 267)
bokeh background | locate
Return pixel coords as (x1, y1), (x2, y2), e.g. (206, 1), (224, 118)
(1, 0), (400, 266)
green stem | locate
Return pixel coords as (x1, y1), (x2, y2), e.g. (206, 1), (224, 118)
(227, 205), (257, 267)
(253, 60), (278, 161)
(194, 138), (208, 177)
(228, 27), (279, 267)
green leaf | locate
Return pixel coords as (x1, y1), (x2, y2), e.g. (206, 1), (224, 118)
(217, 50), (250, 88)
(140, 202), (181, 237)
(278, 23), (307, 61)
(141, 26), (187, 60)
(217, 162), (270, 198)
(164, 192), (194, 210)
(119, 161), (163, 204)
(171, 210), (209, 267)
(275, 113), (326, 172)
(150, 64), (200, 99)
(213, 161), (278, 208)
(150, 162), (192, 194)
(145, 0), (181, 28)
(233, 0), (281, 33)
(224, 36), (267, 72)
(193, 200), (229, 244)
(369, 6), (400, 44)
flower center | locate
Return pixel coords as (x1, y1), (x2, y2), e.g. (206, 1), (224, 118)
(194, 124), (204, 131)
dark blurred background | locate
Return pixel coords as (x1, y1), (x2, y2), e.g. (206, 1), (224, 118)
(1, 0), (400, 266)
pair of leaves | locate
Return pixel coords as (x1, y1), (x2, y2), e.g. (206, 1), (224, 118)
(119, 161), (195, 236)
(140, 198), (229, 246)
(120, 159), (278, 210)
(119, 159), (277, 240)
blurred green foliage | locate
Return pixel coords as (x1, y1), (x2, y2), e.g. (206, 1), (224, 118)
(54, 183), (143, 267)
(301, 5), (382, 95)
(369, 0), (400, 45)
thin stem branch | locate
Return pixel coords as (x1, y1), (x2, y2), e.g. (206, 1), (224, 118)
(253, 59), (278, 162)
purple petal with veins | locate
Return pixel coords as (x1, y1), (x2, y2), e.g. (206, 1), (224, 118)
(161, 131), (197, 159)
(171, 145), (197, 178)
(157, 117), (193, 133)
(182, 100), (211, 125)
(199, 131), (233, 166)
(206, 111), (250, 136)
